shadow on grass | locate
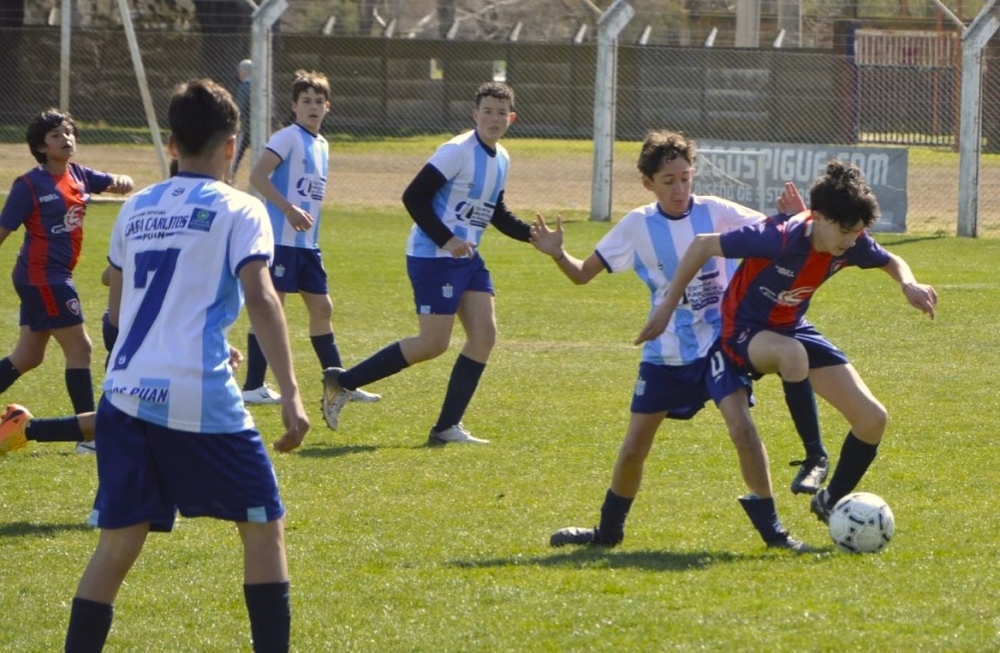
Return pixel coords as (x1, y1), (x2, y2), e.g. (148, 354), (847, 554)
(0, 521), (93, 538)
(877, 233), (948, 247)
(447, 547), (825, 572)
(296, 444), (379, 458)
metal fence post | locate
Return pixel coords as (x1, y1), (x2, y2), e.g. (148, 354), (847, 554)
(590, 0), (634, 222)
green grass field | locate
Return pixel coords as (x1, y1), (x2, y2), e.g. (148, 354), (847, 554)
(1, 202), (998, 652)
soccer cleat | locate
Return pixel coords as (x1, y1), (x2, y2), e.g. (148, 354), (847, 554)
(789, 455), (829, 495)
(427, 423), (489, 446)
(766, 533), (811, 553)
(349, 388), (381, 403)
(810, 488), (832, 524)
(321, 367), (351, 430)
(0, 404), (32, 456)
(549, 526), (621, 548)
(75, 440), (96, 455)
(242, 384), (281, 405)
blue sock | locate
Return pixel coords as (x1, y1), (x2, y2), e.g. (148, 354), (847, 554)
(26, 415), (84, 442)
(340, 342), (409, 390)
(243, 333), (268, 390)
(597, 489), (632, 545)
(65, 597), (113, 653)
(65, 368), (94, 414)
(432, 354), (485, 432)
(738, 495), (786, 543)
(0, 357), (21, 394)
(310, 333), (341, 369)
(782, 377), (826, 459)
(826, 432), (879, 505)
(244, 581), (290, 653)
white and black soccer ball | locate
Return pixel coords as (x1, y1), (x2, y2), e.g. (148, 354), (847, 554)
(828, 492), (895, 553)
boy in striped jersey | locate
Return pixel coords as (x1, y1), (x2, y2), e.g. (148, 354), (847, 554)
(637, 160), (937, 525)
(64, 78), (309, 652)
(535, 131), (808, 551)
(321, 81), (534, 445)
(243, 69), (379, 406)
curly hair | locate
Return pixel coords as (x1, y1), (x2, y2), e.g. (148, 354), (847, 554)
(637, 131), (695, 178)
(809, 160), (881, 228)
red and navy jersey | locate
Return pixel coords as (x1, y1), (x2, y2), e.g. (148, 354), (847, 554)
(0, 163), (113, 285)
(719, 212), (890, 334)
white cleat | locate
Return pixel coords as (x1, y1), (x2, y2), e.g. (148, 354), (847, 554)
(242, 385), (281, 405)
(427, 423), (489, 446)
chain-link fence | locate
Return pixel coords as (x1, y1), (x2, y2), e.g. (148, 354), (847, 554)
(1, 20), (999, 235)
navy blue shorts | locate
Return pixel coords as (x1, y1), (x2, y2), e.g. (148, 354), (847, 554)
(407, 253), (494, 315)
(631, 342), (753, 420)
(88, 397), (284, 532)
(723, 323), (849, 376)
(16, 279), (85, 330)
(270, 245), (328, 295)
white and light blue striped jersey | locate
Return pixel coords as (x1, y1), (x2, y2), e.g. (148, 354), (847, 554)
(595, 196), (765, 366)
(406, 130), (509, 258)
(103, 173), (274, 433)
(262, 123), (328, 249)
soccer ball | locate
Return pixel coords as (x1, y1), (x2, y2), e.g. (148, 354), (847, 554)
(827, 492), (895, 553)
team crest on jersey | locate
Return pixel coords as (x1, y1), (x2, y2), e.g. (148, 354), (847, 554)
(51, 204), (85, 234)
(762, 285), (814, 307)
(830, 259), (848, 274)
(187, 208), (216, 232)
(66, 298), (81, 315)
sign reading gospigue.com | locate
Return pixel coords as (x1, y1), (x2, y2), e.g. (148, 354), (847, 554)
(694, 140), (909, 233)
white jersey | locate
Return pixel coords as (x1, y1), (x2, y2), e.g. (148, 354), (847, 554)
(263, 123), (328, 249)
(406, 130), (509, 258)
(104, 173), (274, 433)
(596, 196), (765, 366)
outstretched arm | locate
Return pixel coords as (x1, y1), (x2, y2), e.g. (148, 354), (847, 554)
(530, 213), (603, 284)
(634, 233), (723, 345)
(880, 252), (938, 319)
(106, 174), (134, 195)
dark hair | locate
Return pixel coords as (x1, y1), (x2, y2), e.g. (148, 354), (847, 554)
(26, 109), (77, 164)
(168, 78), (239, 158)
(809, 160), (880, 228)
(291, 69), (331, 102)
(637, 131), (695, 178)
(475, 82), (515, 109)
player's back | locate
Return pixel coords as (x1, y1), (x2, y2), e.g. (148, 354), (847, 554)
(104, 173), (272, 433)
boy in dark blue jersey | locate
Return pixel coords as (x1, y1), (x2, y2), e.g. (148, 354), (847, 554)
(637, 161), (937, 522)
(0, 109), (133, 416)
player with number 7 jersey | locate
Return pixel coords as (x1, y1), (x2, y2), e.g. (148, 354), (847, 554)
(104, 178), (273, 432)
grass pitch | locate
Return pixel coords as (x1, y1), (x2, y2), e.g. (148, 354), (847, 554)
(1, 202), (998, 651)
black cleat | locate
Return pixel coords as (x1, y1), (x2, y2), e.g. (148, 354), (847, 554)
(549, 526), (620, 548)
(789, 456), (829, 495)
(810, 488), (832, 524)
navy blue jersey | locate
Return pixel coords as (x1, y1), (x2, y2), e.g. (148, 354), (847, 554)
(719, 213), (890, 338)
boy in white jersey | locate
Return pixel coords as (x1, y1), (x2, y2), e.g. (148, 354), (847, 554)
(321, 81), (534, 445)
(243, 69), (379, 405)
(64, 78), (310, 653)
(531, 131), (807, 551)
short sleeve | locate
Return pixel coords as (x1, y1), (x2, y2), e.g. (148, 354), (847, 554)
(0, 177), (34, 231)
(264, 128), (294, 162)
(594, 215), (637, 274)
(230, 196), (274, 276)
(426, 141), (464, 181)
(720, 218), (784, 261)
(81, 165), (114, 195)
